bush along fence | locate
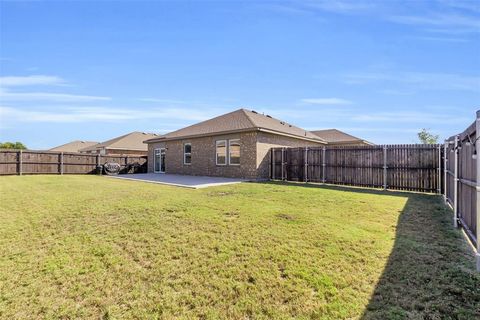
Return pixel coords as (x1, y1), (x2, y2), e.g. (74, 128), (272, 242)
(0, 150), (147, 175)
(444, 110), (479, 271)
(270, 144), (442, 193)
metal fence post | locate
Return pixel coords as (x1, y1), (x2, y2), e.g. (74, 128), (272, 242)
(475, 110), (480, 271)
(443, 141), (447, 203)
(453, 135), (459, 228)
(322, 147), (326, 183)
(383, 146), (388, 190)
(304, 147), (308, 182)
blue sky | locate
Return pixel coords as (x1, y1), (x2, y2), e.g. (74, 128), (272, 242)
(0, 0), (479, 149)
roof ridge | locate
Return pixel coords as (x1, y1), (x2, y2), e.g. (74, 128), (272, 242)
(239, 108), (259, 128)
(161, 108), (249, 137)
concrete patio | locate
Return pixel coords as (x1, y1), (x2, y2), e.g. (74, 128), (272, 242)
(106, 173), (247, 189)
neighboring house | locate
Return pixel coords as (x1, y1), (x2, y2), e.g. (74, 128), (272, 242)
(311, 129), (373, 146)
(80, 131), (159, 156)
(49, 140), (99, 153)
(144, 109), (326, 180)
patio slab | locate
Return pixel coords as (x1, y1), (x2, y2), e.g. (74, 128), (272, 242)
(106, 173), (247, 189)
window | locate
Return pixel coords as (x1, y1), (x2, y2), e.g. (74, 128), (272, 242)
(229, 139), (240, 165)
(183, 143), (192, 165)
(216, 140), (227, 165)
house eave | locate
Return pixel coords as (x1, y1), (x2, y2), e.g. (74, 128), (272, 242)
(144, 128), (326, 144)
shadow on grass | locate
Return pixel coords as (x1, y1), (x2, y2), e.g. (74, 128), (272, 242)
(258, 181), (480, 319)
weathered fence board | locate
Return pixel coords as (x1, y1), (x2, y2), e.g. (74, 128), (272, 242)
(271, 144), (442, 193)
(445, 114), (478, 259)
(0, 150), (147, 175)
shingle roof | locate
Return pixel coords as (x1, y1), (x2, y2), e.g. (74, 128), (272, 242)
(49, 140), (99, 153)
(146, 109), (325, 143)
(80, 131), (159, 152)
(310, 129), (373, 145)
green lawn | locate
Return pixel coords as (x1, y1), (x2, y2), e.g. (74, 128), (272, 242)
(0, 176), (478, 319)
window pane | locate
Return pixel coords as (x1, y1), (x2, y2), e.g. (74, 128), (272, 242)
(154, 150), (161, 171)
(216, 140), (226, 165)
(229, 140), (240, 165)
(184, 144), (191, 153)
(217, 155), (226, 165)
(185, 154), (191, 164)
(230, 154), (240, 165)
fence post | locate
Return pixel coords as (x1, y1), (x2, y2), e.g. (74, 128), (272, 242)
(383, 146), (388, 190)
(18, 150), (23, 175)
(443, 141), (447, 203)
(304, 147), (308, 183)
(322, 147), (326, 183)
(453, 135), (459, 228)
(281, 147), (285, 181)
(59, 152), (64, 175)
(437, 144), (442, 194)
(475, 110), (480, 271)
(271, 149), (275, 180)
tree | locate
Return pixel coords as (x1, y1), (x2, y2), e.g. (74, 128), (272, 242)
(417, 129), (439, 144)
(0, 142), (27, 150)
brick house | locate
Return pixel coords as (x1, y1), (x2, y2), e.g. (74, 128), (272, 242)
(49, 140), (99, 153)
(144, 109), (327, 180)
(79, 131), (159, 156)
(311, 129), (373, 146)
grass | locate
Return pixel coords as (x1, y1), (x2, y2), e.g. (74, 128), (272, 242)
(0, 175), (478, 319)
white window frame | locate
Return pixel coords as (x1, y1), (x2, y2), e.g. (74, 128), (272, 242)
(216, 140), (227, 166)
(183, 143), (192, 165)
(228, 139), (240, 165)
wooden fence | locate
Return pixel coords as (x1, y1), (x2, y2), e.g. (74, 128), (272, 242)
(0, 150), (147, 175)
(271, 144), (443, 193)
(444, 111), (479, 270)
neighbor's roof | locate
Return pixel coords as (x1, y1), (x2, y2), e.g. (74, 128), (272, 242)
(146, 109), (326, 143)
(310, 129), (373, 145)
(49, 140), (99, 153)
(80, 131), (159, 152)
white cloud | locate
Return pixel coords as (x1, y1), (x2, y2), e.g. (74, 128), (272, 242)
(344, 71), (480, 91)
(300, 98), (352, 105)
(272, 0), (376, 15)
(303, 0), (375, 14)
(258, 105), (470, 126)
(351, 111), (470, 124)
(139, 98), (188, 104)
(0, 106), (219, 123)
(0, 75), (65, 87)
(389, 13), (480, 30)
(0, 91), (111, 102)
